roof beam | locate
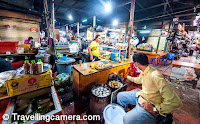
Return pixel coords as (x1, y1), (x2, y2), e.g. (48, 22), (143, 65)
(135, 2), (168, 12)
(165, 0), (173, 13)
(66, 0), (80, 13)
(135, 7), (194, 22)
(55, 0), (65, 12)
(135, 1), (144, 9)
(54, 3), (92, 15)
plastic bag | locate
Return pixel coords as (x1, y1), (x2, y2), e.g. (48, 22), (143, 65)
(54, 73), (71, 87)
(183, 67), (197, 80)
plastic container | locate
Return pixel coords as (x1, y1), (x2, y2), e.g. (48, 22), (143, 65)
(37, 59), (43, 73)
(83, 63), (87, 70)
(43, 54), (50, 63)
(61, 56), (68, 61)
(30, 60), (38, 74)
(111, 52), (120, 61)
(24, 60), (30, 74)
(35, 54), (44, 62)
(55, 58), (75, 75)
(103, 104), (126, 124)
(0, 41), (18, 54)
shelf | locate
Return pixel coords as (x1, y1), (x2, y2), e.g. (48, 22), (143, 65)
(99, 45), (115, 49)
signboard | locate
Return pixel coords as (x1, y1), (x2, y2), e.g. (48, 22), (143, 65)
(30, 27), (37, 32)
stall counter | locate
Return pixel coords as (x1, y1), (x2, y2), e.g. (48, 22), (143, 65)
(72, 59), (132, 97)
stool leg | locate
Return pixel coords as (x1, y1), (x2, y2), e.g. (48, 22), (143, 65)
(149, 59), (152, 64)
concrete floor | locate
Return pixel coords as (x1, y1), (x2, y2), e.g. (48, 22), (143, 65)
(153, 56), (200, 124)
(60, 56), (200, 124)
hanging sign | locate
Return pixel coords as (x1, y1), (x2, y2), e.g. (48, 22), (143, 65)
(30, 27), (37, 32)
(161, 32), (165, 36)
(70, 33), (73, 37)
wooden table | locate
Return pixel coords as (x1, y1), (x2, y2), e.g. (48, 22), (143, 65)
(133, 50), (168, 62)
(172, 61), (200, 69)
(72, 59), (132, 97)
(172, 61), (200, 88)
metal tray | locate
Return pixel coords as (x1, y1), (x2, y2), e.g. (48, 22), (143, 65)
(94, 62), (113, 70)
(16, 63), (52, 75)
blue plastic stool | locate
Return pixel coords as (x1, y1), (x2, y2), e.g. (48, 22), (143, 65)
(158, 53), (175, 66)
(149, 58), (159, 66)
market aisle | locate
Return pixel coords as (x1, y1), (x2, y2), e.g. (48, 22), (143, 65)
(150, 55), (200, 124)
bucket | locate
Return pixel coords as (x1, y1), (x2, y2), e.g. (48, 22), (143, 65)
(111, 52), (120, 61)
(56, 58), (75, 75)
(103, 104), (125, 124)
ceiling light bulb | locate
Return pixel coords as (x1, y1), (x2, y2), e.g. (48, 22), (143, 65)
(68, 15), (72, 20)
(105, 3), (112, 12)
(113, 19), (118, 26)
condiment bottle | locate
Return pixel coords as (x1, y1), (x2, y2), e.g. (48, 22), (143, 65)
(24, 60), (30, 74)
(37, 59), (43, 73)
(31, 60), (38, 74)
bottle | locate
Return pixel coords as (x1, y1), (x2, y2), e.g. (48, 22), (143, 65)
(31, 60), (38, 74)
(37, 59), (43, 73)
(24, 60), (30, 74)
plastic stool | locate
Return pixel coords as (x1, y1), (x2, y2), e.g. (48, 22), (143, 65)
(149, 58), (159, 66)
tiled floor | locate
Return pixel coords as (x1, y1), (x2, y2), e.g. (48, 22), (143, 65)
(60, 56), (200, 124)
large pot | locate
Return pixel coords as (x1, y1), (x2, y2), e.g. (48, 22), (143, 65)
(90, 84), (111, 115)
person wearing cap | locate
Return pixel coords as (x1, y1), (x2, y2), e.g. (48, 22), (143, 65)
(117, 53), (182, 124)
(24, 37), (33, 44)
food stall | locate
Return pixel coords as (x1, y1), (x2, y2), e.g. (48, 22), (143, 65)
(72, 59), (132, 97)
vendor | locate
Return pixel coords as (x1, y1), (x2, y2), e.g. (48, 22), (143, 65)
(24, 37), (33, 44)
(117, 53), (182, 124)
(88, 35), (101, 61)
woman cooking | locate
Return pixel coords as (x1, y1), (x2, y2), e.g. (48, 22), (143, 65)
(88, 35), (101, 61)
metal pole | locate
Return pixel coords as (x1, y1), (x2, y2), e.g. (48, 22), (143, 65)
(156, 29), (162, 53)
(52, 0), (55, 30)
(93, 16), (96, 39)
(127, 0), (135, 58)
(77, 22), (79, 42)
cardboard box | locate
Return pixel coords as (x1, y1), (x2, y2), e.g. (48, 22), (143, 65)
(6, 70), (53, 97)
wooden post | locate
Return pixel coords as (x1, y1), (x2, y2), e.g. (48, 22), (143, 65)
(127, 0), (135, 58)
(44, 0), (50, 37)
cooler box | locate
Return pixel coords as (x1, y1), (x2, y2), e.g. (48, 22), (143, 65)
(2, 86), (62, 124)
(0, 41), (18, 54)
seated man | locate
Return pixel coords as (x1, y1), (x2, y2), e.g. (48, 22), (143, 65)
(117, 53), (182, 124)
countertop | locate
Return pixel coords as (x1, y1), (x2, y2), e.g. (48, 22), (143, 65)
(73, 59), (132, 76)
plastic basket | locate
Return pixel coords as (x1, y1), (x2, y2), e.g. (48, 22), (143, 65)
(0, 41), (18, 54)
